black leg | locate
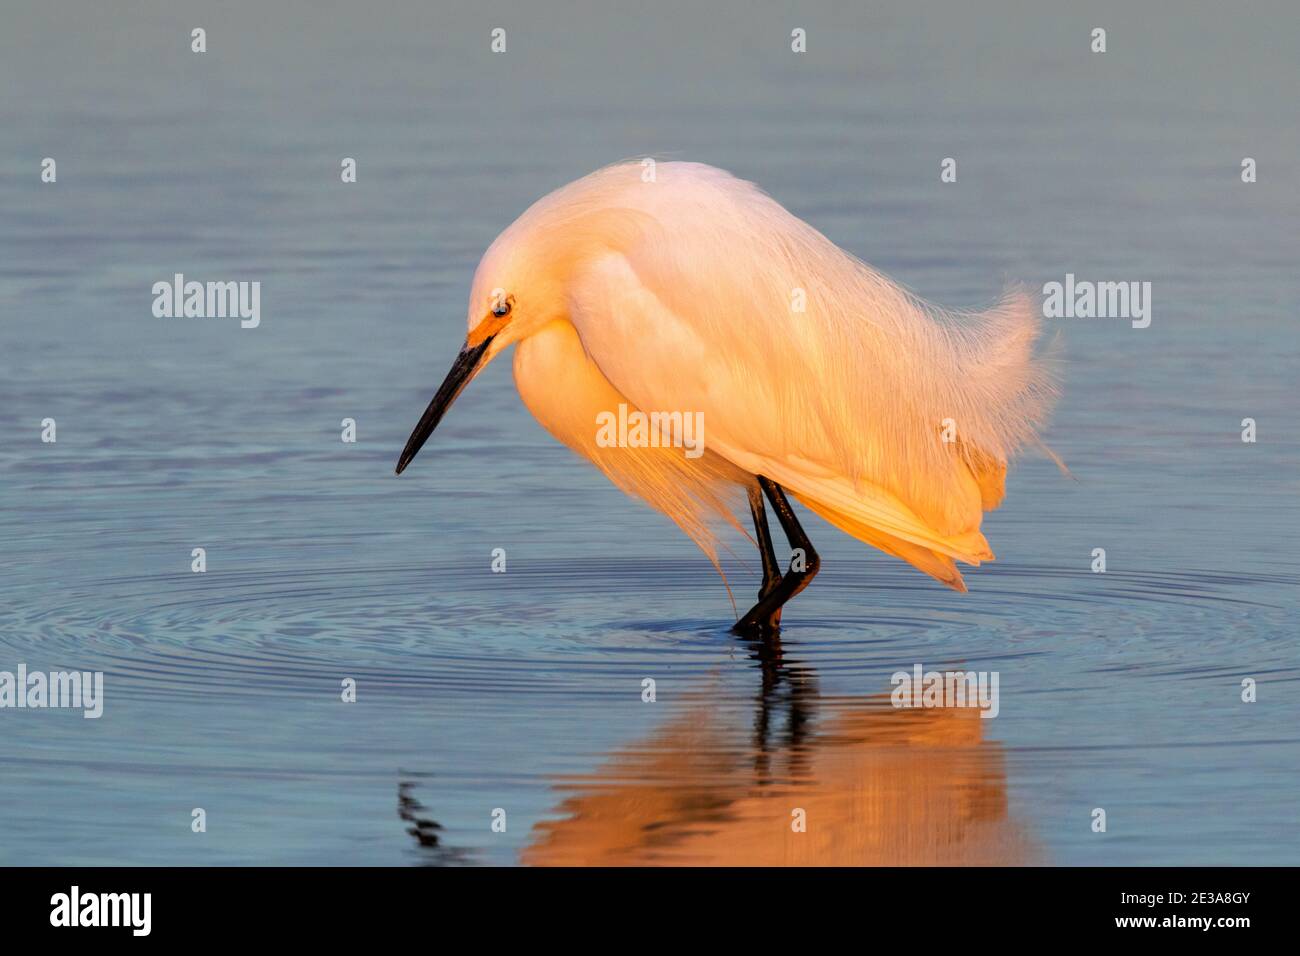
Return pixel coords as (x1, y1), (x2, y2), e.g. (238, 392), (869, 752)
(732, 477), (821, 636)
(748, 482), (783, 602)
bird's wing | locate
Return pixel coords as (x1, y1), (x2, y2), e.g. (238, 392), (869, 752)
(739, 454), (994, 566)
(566, 251), (1006, 572)
(793, 492), (969, 591)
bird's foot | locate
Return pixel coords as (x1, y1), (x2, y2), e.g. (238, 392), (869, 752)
(731, 601), (782, 639)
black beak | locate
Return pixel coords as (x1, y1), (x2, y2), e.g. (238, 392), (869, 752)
(395, 337), (493, 475)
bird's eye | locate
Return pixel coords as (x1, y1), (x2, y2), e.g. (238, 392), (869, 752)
(492, 301), (511, 317)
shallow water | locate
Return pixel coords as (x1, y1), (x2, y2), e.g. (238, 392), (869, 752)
(1, 0), (1298, 865)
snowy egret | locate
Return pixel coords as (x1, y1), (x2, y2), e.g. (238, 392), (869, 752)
(396, 161), (1057, 634)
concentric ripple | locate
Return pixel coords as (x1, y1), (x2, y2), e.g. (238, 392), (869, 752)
(1, 557), (1293, 707)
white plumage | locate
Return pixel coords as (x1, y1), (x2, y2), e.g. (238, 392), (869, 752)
(409, 161), (1058, 597)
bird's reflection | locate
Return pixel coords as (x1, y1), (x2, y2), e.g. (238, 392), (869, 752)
(522, 635), (1035, 866)
(397, 775), (476, 866)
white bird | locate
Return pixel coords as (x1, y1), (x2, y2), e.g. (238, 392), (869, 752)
(397, 161), (1057, 634)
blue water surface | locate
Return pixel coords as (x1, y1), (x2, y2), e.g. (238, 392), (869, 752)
(1, 0), (1297, 865)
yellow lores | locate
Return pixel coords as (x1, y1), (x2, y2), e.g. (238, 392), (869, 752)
(396, 161), (1057, 635)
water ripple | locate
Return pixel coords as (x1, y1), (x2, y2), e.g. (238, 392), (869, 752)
(0, 558), (1291, 705)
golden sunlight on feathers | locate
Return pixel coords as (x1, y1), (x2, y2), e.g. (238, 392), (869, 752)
(490, 161), (1057, 589)
(402, 160), (1058, 610)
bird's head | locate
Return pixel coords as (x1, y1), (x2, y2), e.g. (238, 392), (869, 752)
(461, 222), (570, 364)
(395, 165), (655, 476)
(393, 236), (538, 476)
